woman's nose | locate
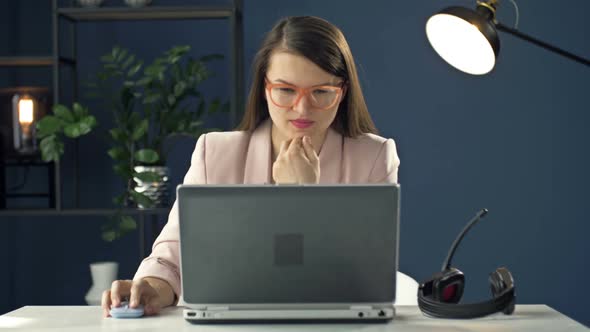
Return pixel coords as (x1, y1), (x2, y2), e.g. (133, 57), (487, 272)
(292, 94), (313, 115)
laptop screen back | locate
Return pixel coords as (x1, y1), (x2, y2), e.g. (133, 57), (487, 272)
(178, 185), (400, 304)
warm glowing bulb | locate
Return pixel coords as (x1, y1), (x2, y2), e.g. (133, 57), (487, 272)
(426, 13), (496, 75)
(18, 98), (34, 124)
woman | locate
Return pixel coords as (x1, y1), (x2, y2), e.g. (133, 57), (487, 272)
(102, 15), (400, 317)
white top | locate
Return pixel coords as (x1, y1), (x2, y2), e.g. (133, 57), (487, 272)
(1, 305), (587, 331)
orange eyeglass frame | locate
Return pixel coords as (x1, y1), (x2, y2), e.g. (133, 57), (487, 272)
(264, 78), (346, 110)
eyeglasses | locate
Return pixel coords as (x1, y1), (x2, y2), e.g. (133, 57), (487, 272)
(265, 78), (345, 110)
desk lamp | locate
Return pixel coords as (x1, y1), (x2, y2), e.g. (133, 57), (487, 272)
(425, 0), (590, 74)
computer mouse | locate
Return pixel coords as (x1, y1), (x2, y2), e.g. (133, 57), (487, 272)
(109, 301), (144, 318)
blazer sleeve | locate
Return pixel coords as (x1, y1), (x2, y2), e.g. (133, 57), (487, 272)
(133, 133), (207, 300)
(368, 138), (400, 184)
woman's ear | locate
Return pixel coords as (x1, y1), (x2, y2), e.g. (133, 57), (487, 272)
(340, 85), (348, 102)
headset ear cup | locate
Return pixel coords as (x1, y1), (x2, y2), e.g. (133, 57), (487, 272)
(489, 267), (515, 315)
(433, 268), (465, 304)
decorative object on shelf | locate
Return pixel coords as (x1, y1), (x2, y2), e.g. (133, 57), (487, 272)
(87, 45), (227, 241)
(36, 102), (98, 162)
(0, 87), (50, 156)
(84, 261), (118, 305)
(76, 0), (104, 7)
(0, 87), (55, 209)
(123, 0), (152, 8)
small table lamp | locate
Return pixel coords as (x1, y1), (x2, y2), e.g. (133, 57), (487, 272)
(6, 88), (50, 155)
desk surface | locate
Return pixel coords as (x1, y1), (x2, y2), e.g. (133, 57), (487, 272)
(0, 305), (587, 331)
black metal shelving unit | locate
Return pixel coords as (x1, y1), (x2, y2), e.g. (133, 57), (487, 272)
(1, 0), (244, 258)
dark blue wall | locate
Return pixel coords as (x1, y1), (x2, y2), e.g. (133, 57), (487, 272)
(1, 0), (588, 326)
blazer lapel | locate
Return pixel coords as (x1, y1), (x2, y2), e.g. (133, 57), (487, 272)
(243, 119), (272, 184)
(319, 127), (343, 184)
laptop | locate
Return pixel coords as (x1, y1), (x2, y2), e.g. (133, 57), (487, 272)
(177, 184), (400, 323)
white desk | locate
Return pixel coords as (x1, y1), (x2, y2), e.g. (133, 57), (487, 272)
(0, 305), (586, 331)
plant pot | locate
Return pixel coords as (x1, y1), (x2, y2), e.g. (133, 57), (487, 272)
(85, 262), (118, 305)
(133, 165), (170, 209)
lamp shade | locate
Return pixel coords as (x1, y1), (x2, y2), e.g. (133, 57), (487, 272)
(426, 6), (500, 75)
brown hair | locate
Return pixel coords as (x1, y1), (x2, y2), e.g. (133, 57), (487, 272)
(236, 16), (378, 137)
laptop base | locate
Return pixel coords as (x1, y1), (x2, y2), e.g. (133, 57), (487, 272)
(183, 307), (394, 323)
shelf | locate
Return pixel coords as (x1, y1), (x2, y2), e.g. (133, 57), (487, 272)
(0, 56), (76, 67)
(0, 208), (170, 217)
(57, 6), (234, 21)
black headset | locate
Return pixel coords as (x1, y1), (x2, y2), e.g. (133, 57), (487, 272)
(417, 209), (516, 319)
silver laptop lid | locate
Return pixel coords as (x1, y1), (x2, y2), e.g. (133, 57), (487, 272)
(177, 184), (400, 306)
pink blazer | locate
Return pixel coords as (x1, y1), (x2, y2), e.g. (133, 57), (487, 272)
(133, 119), (401, 299)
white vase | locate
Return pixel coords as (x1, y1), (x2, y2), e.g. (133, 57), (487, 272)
(85, 262), (118, 305)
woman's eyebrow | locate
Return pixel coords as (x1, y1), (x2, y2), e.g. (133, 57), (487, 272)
(274, 78), (339, 87)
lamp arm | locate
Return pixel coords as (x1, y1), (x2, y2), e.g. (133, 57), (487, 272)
(495, 22), (590, 67)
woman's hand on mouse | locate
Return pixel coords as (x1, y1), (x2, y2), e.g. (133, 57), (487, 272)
(101, 277), (175, 317)
(273, 136), (320, 184)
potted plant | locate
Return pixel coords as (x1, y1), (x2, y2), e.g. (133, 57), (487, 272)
(36, 45), (226, 305)
(88, 45), (227, 241)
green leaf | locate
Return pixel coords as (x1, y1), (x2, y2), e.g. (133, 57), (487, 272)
(39, 135), (64, 162)
(63, 123), (82, 138)
(134, 149), (159, 164)
(128, 112), (141, 127)
(143, 93), (161, 104)
(102, 230), (116, 242)
(129, 190), (154, 208)
(167, 94), (176, 106)
(119, 215), (137, 232)
(112, 46), (121, 61)
(127, 60), (143, 77)
(109, 128), (127, 142)
(123, 80), (135, 87)
(188, 121), (203, 131)
(107, 147), (129, 161)
(36, 116), (62, 138)
(53, 104), (74, 123)
(173, 81), (186, 97)
(113, 162), (133, 178)
(72, 103), (86, 120)
(79, 115), (98, 133)
(116, 49), (128, 63)
(144, 64), (164, 79)
(133, 171), (162, 183)
(131, 119), (148, 141)
(136, 76), (152, 86)
(170, 45), (190, 55)
(63, 116), (95, 138)
(100, 54), (114, 63)
(121, 54), (135, 69)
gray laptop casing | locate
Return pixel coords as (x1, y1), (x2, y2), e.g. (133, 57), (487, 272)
(177, 184), (400, 322)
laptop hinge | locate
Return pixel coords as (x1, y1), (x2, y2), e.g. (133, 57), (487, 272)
(350, 305), (373, 310)
(206, 306), (229, 311)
